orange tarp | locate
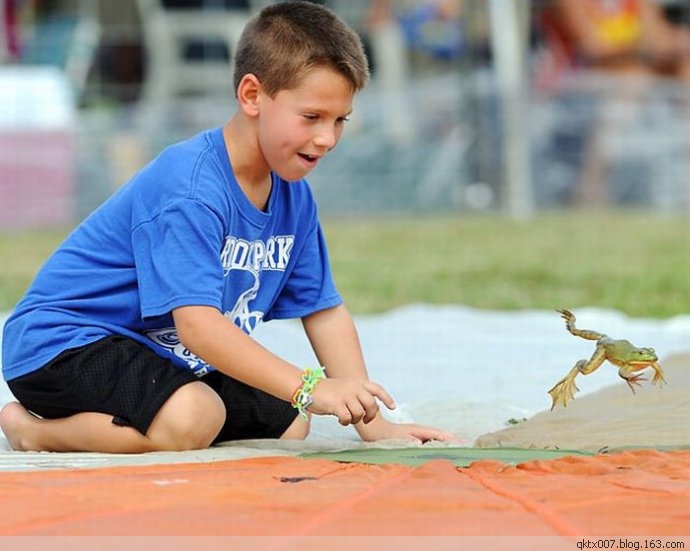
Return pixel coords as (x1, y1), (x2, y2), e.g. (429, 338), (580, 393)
(1, 449), (690, 536)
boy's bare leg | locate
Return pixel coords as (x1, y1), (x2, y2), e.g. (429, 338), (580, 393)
(280, 414), (309, 440)
(0, 381), (226, 453)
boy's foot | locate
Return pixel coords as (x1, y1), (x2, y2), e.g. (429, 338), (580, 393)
(0, 401), (39, 451)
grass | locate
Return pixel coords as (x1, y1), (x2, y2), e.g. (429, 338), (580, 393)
(1, 210), (689, 318)
(0, 228), (71, 312)
(322, 210), (690, 318)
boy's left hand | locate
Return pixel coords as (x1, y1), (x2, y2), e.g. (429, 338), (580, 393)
(357, 417), (462, 444)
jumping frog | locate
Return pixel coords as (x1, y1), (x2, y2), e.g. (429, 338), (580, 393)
(548, 309), (666, 410)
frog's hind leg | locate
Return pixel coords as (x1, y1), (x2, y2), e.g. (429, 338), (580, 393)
(557, 309), (605, 341)
(548, 362), (583, 410)
(548, 346), (607, 409)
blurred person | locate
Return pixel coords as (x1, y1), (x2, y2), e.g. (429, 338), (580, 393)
(540, 0), (690, 78)
(536, 0), (690, 205)
(0, 1), (454, 453)
(366, 0), (465, 63)
(359, 0), (466, 143)
(1, 0), (20, 61)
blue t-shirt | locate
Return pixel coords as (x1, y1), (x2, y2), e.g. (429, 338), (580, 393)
(2, 128), (342, 380)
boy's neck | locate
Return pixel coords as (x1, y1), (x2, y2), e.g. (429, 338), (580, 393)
(222, 119), (273, 212)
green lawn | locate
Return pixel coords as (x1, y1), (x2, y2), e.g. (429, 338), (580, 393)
(0, 228), (70, 312)
(1, 211), (689, 318)
(323, 211), (690, 318)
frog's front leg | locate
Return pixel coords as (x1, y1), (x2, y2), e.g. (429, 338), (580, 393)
(619, 361), (666, 393)
(649, 362), (667, 387)
(548, 345), (607, 409)
(618, 368), (647, 394)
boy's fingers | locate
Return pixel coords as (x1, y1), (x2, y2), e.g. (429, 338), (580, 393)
(336, 398), (379, 426)
(360, 401), (378, 424)
(356, 391), (379, 423)
(361, 409), (377, 424)
(335, 405), (352, 426)
(346, 401), (366, 425)
(363, 381), (396, 410)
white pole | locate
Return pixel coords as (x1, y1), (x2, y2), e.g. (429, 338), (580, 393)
(489, 0), (533, 219)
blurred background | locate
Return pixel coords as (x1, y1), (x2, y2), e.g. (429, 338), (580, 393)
(2, 0), (690, 315)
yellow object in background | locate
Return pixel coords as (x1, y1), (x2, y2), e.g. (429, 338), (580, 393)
(589, 0), (642, 47)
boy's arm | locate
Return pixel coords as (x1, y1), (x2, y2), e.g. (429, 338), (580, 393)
(173, 306), (303, 402)
(302, 304), (456, 442)
(173, 305), (394, 426)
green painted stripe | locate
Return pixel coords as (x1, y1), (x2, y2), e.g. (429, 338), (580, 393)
(300, 447), (593, 467)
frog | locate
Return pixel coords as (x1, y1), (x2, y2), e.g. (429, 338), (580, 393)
(548, 309), (666, 410)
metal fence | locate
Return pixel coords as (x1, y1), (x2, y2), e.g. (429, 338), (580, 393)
(2, 0), (690, 229)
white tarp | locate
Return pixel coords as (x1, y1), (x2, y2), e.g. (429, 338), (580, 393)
(3, 305), (690, 452)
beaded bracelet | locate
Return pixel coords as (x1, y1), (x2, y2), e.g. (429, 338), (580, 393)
(291, 366), (326, 420)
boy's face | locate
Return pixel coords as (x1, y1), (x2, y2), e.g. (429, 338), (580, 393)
(257, 67), (354, 182)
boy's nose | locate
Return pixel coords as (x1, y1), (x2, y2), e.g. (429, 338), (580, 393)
(313, 127), (338, 150)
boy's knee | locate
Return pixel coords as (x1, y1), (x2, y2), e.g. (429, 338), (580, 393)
(149, 382), (226, 451)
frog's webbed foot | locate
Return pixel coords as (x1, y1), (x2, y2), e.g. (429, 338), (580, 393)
(548, 364), (581, 410)
(548, 377), (579, 410)
(557, 308), (576, 322)
(557, 309), (577, 332)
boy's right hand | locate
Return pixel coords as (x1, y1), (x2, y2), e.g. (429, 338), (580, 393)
(309, 378), (396, 426)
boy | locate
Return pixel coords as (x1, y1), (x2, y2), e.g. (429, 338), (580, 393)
(0, 1), (454, 453)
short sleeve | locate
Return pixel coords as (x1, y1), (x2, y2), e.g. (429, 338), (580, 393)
(132, 199), (225, 319)
(267, 221), (342, 320)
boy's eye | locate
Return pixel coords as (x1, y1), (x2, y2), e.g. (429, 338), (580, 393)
(302, 114), (350, 123)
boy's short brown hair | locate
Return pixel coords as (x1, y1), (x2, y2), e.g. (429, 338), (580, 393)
(233, 1), (370, 97)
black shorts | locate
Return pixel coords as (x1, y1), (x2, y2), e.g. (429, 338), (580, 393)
(7, 335), (299, 443)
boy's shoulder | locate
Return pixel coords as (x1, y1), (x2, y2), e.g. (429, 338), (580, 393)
(101, 128), (227, 227)
(147, 128), (220, 174)
(131, 128), (227, 199)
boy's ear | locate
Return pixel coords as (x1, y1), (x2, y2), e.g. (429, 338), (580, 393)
(236, 74), (262, 117)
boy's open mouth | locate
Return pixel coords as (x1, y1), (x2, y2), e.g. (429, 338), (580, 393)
(298, 153), (318, 163)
